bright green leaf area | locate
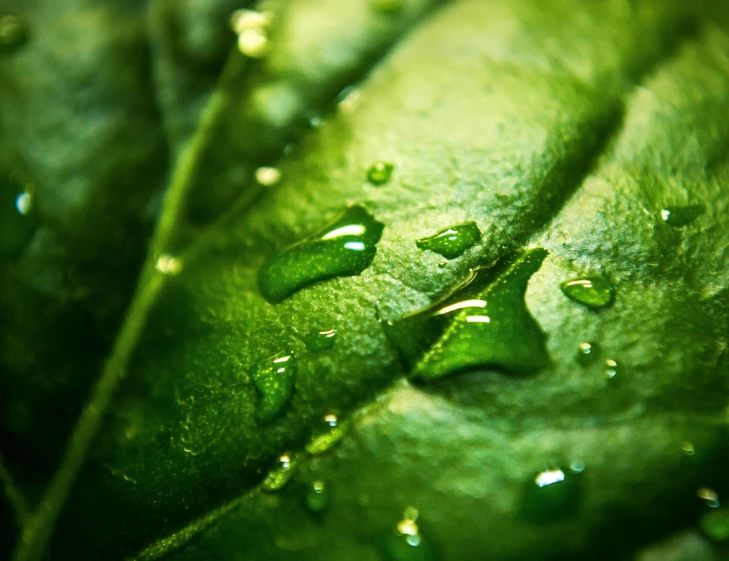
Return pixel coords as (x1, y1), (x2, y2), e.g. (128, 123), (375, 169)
(2, 0), (729, 561)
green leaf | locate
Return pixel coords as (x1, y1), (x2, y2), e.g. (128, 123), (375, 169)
(3, 0), (729, 560)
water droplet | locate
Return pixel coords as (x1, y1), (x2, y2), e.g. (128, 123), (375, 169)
(258, 205), (384, 303)
(262, 454), (297, 492)
(415, 222), (481, 259)
(230, 9), (271, 33)
(366, 161), (394, 186)
(0, 15), (28, 52)
(305, 329), (337, 352)
(255, 166), (281, 187)
(604, 358), (618, 379)
(304, 480), (329, 513)
(306, 416), (346, 455)
(681, 441), (695, 456)
(700, 506), (729, 542)
(252, 351), (296, 423)
(323, 413), (338, 427)
(308, 114), (324, 128)
(408, 249), (550, 379)
(370, 0), (403, 15)
(576, 342), (600, 366)
(521, 465), (583, 523)
(698, 488), (720, 509)
(231, 10), (272, 58)
(561, 276), (614, 308)
(661, 204), (704, 227)
(337, 86), (361, 113)
(155, 254), (183, 275)
(1, 171), (37, 259)
(382, 507), (435, 561)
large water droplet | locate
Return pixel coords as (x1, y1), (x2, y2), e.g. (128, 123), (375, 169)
(262, 454), (297, 492)
(661, 204), (704, 227)
(1, 170), (37, 259)
(575, 341), (600, 366)
(561, 276), (614, 309)
(0, 15), (28, 52)
(382, 507), (436, 561)
(252, 351), (296, 423)
(521, 466), (583, 523)
(415, 222), (481, 259)
(403, 249), (550, 379)
(258, 205), (384, 303)
(366, 161), (394, 186)
(305, 329), (337, 352)
(304, 480), (329, 513)
(700, 506), (729, 542)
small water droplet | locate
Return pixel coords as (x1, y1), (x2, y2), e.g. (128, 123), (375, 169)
(366, 161), (394, 186)
(0, 15), (28, 52)
(698, 488), (720, 509)
(155, 254), (183, 275)
(337, 86), (361, 113)
(604, 358), (618, 379)
(561, 276), (614, 308)
(382, 507), (435, 561)
(575, 342), (600, 366)
(304, 480), (329, 513)
(700, 506), (729, 542)
(370, 0), (403, 15)
(258, 205), (384, 303)
(305, 329), (337, 351)
(661, 204), (704, 227)
(231, 10), (272, 58)
(415, 222), (481, 259)
(308, 114), (324, 128)
(1, 171), (37, 259)
(681, 441), (695, 456)
(521, 465), (583, 523)
(306, 417), (346, 455)
(262, 454), (297, 492)
(255, 166), (281, 187)
(323, 413), (338, 427)
(252, 351), (296, 423)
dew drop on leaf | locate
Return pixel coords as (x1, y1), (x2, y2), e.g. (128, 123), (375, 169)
(251, 351), (296, 423)
(304, 480), (329, 513)
(660, 204), (705, 227)
(409, 248), (550, 379)
(382, 507), (436, 561)
(262, 454), (297, 492)
(305, 329), (337, 351)
(0, 15), (28, 52)
(155, 254), (183, 275)
(698, 488), (720, 509)
(604, 358), (618, 379)
(561, 276), (615, 308)
(520, 466), (584, 523)
(575, 341), (600, 366)
(700, 506), (729, 542)
(255, 166), (281, 187)
(305, 415), (346, 455)
(366, 161), (394, 186)
(257, 205), (384, 303)
(415, 222), (481, 259)
(1, 170), (37, 259)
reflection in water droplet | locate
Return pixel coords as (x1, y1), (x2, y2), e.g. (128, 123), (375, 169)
(700, 506), (729, 542)
(262, 454), (297, 492)
(252, 351), (296, 423)
(258, 205), (384, 303)
(698, 488), (720, 509)
(604, 358), (618, 379)
(305, 329), (337, 351)
(575, 342), (600, 366)
(661, 204), (704, 227)
(407, 249), (550, 379)
(155, 254), (183, 275)
(681, 442), (695, 456)
(382, 507), (435, 561)
(305, 480), (329, 513)
(366, 162), (394, 186)
(561, 276), (614, 309)
(1, 171), (37, 259)
(0, 15), (28, 51)
(323, 413), (338, 427)
(416, 222), (481, 259)
(255, 166), (281, 187)
(521, 465), (583, 523)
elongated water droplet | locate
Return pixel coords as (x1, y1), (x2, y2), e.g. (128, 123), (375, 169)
(576, 342), (600, 366)
(416, 222), (481, 259)
(1, 171), (37, 259)
(255, 166), (281, 187)
(661, 204), (704, 227)
(382, 507), (435, 561)
(305, 480), (329, 513)
(561, 276), (614, 309)
(0, 15), (28, 52)
(258, 205), (384, 303)
(366, 161), (394, 186)
(408, 249), (550, 379)
(521, 465), (583, 523)
(306, 414), (346, 455)
(252, 351), (296, 423)
(262, 454), (297, 492)
(700, 506), (729, 542)
(305, 329), (337, 351)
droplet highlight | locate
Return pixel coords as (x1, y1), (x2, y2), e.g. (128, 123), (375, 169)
(304, 480), (329, 513)
(1, 171), (37, 259)
(252, 351), (296, 423)
(604, 358), (618, 379)
(231, 9), (271, 58)
(661, 204), (704, 227)
(575, 342), (600, 366)
(305, 329), (337, 351)
(155, 254), (183, 275)
(255, 166), (281, 187)
(521, 465), (583, 523)
(366, 161), (394, 186)
(262, 454), (297, 492)
(258, 205), (384, 303)
(415, 222), (481, 259)
(382, 507), (435, 561)
(561, 276), (614, 309)
(0, 15), (28, 52)
(698, 488), (720, 509)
